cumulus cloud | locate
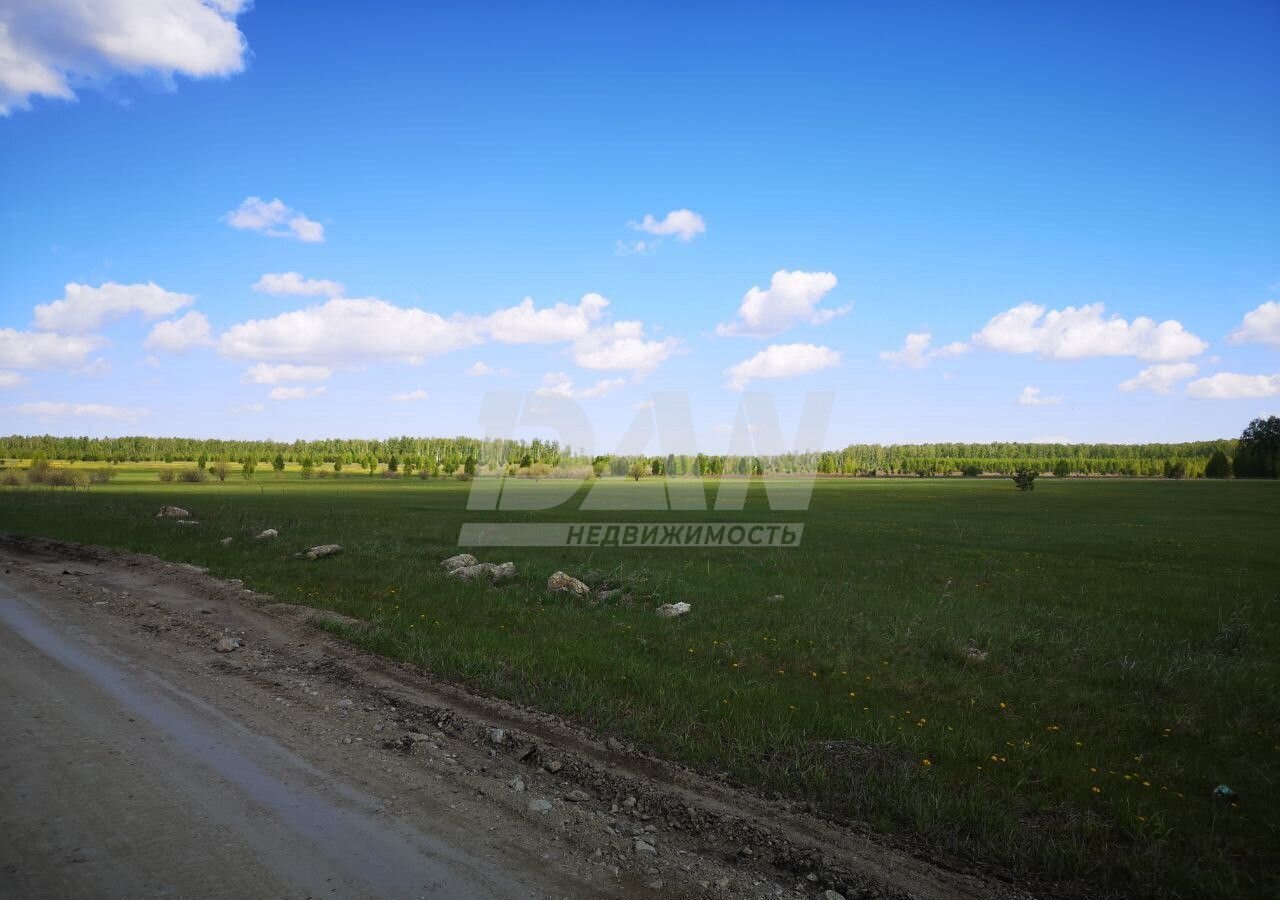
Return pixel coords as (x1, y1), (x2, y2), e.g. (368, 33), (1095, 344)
(1185, 372), (1280, 400)
(571, 321), (682, 375)
(629, 209), (706, 242)
(466, 361), (493, 376)
(0, 0), (249, 116)
(879, 332), (969, 369)
(244, 363), (331, 384)
(144, 311), (212, 352)
(253, 272), (345, 297)
(1118, 362), (1199, 394)
(0, 328), (103, 369)
(1016, 386), (1062, 406)
(1229, 301), (1280, 347)
(972, 302), (1206, 361)
(34, 281), (194, 333)
(224, 197), (325, 243)
(481, 293), (608, 343)
(614, 239), (656, 256)
(535, 372), (626, 400)
(218, 298), (479, 363)
(0, 370), (29, 389)
(269, 385), (327, 401)
(725, 343), (840, 390)
(390, 389), (430, 402)
(14, 401), (146, 422)
(717, 270), (848, 337)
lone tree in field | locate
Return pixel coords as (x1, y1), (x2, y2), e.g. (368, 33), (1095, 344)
(1053, 459), (1070, 478)
(299, 455), (314, 478)
(627, 459), (647, 481)
(211, 456), (230, 482)
(1204, 449), (1231, 478)
(1233, 415), (1280, 478)
(1012, 467), (1038, 491)
(272, 452), (285, 474)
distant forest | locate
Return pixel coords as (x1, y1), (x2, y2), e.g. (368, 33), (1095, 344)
(3, 423), (1276, 479)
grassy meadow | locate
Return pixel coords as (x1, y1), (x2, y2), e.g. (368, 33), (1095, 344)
(1, 466), (1276, 898)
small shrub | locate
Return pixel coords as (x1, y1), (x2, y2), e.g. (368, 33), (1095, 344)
(1, 472), (21, 486)
(1012, 468), (1038, 491)
(88, 467), (114, 484)
(177, 467), (208, 483)
(42, 468), (87, 488)
(158, 468), (177, 482)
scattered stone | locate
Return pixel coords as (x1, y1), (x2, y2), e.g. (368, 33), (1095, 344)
(634, 838), (656, 855)
(644, 879), (664, 891)
(219, 537), (234, 546)
(488, 727), (508, 745)
(823, 891), (846, 900)
(547, 571), (591, 596)
(336, 698), (354, 708)
(147, 598), (161, 608)
(215, 636), (241, 653)
(155, 505), (190, 518)
(527, 798), (554, 814)
(596, 588), (623, 602)
(176, 520), (200, 526)
(405, 732), (432, 743)
(764, 593), (784, 602)
(441, 553), (478, 571)
(294, 544), (342, 560)
(449, 561), (516, 583)
(1213, 784), (1237, 801)
(564, 789), (591, 803)
(964, 644), (989, 663)
(606, 737), (625, 753)
(508, 775), (526, 792)
(622, 796), (636, 808)
(545, 760), (563, 773)
(655, 602), (691, 618)
(254, 528), (279, 540)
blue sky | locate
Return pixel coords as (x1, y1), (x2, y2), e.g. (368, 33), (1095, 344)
(1, 0), (1278, 452)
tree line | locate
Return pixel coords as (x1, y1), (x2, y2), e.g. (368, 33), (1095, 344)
(2, 417), (1276, 479)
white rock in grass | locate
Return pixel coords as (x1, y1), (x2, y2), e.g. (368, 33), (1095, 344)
(547, 571), (590, 596)
(655, 602), (691, 618)
(295, 544), (342, 560)
(254, 528), (278, 540)
(442, 553), (478, 571)
(449, 561), (516, 583)
(219, 537), (234, 546)
(156, 505), (190, 518)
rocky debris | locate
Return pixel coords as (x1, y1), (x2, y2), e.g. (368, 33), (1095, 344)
(527, 798), (553, 814)
(765, 593), (784, 603)
(545, 760), (563, 773)
(507, 775), (526, 792)
(176, 520), (200, 526)
(487, 727), (508, 745)
(155, 505), (190, 518)
(823, 891), (847, 900)
(254, 529), (279, 540)
(405, 732), (433, 743)
(547, 571), (590, 596)
(441, 553), (478, 571)
(596, 588), (624, 602)
(449, 561), (516, 583)
(294, 544), (342, 560)
(219, 537), (234, 546)
(215, 635), (241, 652)
(564, 789), (591, 803)
(336, 698), (354, 708)
(634, 838), (657, 855)
(655, 602), (691, 618)
(964, 644), (989, 663)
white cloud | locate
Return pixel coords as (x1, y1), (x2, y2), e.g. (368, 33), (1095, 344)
(717, 270), (848, 337)
(1229, 301), (1280, 347)
(614, 239), (656, 256)
(218, 298), (479, 363)
(224, 197), (325, 243)
(879, 332), (969, 369)
(268, 385), (327, 401)
(629, 209), (706, 242)
(0, 328), (104, 369)
(1186, 372), (1280, 400)
(0, 370), (29, 389)
(244, 363), (331, 384)
(390, 389), (430, 402)
(144, 311), (212, 352)
(466, 361), (493, 376)
(228, 401), (265, 414)
(0, 0), (248, 116)
(1118, 362), (1198, 394)
(34, 281), (194, 333)
(14, 401), (146, 422)
(972, 302), (1206, 362)
(572, 321), (682, 375)
(725, 343), (840, 390)
(1016, 386), (1062, 406)
(535, 372), (626, 400)
(253, 272), (345, 297)
(481, 293), (607, 343)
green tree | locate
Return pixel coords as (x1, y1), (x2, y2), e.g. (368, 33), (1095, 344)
(1012, 467), (1037, 491)
(196, 452), (207, 471)
(211, 456), (230, 482)
(1234, 415), (1280, 478)
(387, 454), (399, 473)
(299, 455), (314, 478)
(1053, 459), (1070, 478)
(1204, 449), (1231, 478)
(272, 452), (286, 474)
(627, 460), (647, 481)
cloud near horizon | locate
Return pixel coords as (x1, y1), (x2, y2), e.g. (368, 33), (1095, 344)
(225, 197), (325, 243)
(717, 270), (848, 337)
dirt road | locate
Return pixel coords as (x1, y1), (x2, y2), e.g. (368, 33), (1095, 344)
(0, 536), (1030, 900)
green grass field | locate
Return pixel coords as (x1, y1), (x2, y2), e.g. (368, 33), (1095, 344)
(2, 470), (1276, 898)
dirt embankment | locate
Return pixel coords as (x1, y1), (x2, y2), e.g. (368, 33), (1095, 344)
(0, 534), (1033, 900)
